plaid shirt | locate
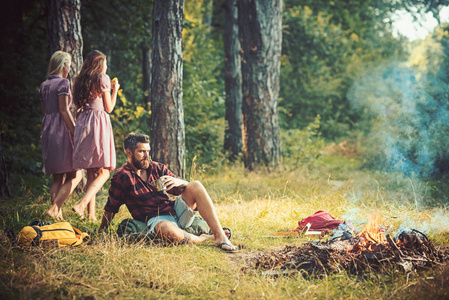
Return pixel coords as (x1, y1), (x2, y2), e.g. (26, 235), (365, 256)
(104, 161), (184, 223)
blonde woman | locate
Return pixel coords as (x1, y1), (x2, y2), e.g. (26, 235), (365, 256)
(40, 50), (82, 219)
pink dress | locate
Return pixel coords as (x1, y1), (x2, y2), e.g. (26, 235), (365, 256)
(73, 74), (116, 171)
(40, 75), (75, 175)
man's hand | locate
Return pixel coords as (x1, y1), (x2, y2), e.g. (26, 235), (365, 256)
(160, 176), (188, 191)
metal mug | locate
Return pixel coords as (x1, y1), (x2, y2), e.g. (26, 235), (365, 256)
(155, 178), (166, 191)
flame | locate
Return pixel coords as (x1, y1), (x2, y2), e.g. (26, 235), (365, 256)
(354, 213), (389, 252)
(326, 213), (395, 254)
(361, 213), (384, 243)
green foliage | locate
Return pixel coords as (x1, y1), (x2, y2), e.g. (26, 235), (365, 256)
(279, 3), (407, 138)
(81, 0), (152, 105)
(354, 24), (449, 177)
(183, 0), (226, 168)
(281, 115), (325, 169)
(409, 23), (449, 85)
(2, 0), (449, 181)
(110, 90), (151, 165)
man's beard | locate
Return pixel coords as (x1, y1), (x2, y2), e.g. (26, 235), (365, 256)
(132, 155), (151, 170)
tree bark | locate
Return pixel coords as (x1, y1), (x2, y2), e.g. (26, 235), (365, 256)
(238, 0), (282, 171)
(46, 0), (83, 80)
(150, 0), (186, 178)
(223, 0), (242, 161)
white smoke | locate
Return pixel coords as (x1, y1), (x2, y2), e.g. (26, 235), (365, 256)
(396, 210), (449, 234)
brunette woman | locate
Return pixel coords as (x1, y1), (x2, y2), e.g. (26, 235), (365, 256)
(72, 50), (120, 221)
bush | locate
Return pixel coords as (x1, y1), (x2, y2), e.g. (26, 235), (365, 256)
(281, 115), (325, 169)
(110, 90), (151, 165)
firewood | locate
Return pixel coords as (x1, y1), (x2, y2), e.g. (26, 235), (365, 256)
(247, 231), (449, 277)
(386, 234), (405, 258)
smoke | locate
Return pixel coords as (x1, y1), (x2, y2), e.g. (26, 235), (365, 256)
(347, 25), (449, 178)
(347, 56), (449, 177)
(341, 206), (365, 227)
(396, 210), (449, 235)
(341, 206), (449, 235)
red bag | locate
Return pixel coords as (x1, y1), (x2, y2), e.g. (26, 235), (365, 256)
(295, 210), (343, 231)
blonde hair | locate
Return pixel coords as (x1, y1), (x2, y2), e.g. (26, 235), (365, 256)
(48, 51), (71, 76)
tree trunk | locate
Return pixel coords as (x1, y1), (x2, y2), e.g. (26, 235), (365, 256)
(142, 45), (151, 104)
(46, 0), (83, 80)
(150, 0), (186, 178)
(0, 130), (11, 199)
(223, 0), (242, 161)
(238, 0), (282, 171)
(46, 0), (86, 191)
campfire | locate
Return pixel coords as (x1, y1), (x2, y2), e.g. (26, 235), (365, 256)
(246, 214), (449, 277)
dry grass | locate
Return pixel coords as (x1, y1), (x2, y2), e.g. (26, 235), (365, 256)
(1, 154), (449, 299)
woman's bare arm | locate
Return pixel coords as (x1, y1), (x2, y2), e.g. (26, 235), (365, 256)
(58, 94), (75, 135)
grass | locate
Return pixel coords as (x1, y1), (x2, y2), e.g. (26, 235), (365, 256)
(1, 152), (449, 299)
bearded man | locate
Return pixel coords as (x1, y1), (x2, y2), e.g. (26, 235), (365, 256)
(98, 132), (237, 252)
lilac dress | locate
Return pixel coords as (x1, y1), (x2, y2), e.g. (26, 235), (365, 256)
(40, 75), (75, 175)
(73, 74), (116, 171)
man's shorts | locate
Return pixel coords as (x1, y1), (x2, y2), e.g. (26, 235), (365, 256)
(146, 197), (197, 236)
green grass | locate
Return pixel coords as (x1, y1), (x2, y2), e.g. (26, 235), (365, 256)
(1, 153), (449, 299)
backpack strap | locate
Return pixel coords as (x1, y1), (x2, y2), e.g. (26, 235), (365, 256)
(31, 226), (42, 246)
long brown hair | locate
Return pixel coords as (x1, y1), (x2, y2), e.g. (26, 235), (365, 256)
(73, 50), (107, 107)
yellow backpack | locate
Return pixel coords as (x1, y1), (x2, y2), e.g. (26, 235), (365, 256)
(17, 222), (90, 247)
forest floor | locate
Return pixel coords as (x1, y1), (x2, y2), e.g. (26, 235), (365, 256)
(1, 151), (449, 299)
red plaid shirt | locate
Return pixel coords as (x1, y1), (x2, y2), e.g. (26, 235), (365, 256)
(104, 161), (184, 223)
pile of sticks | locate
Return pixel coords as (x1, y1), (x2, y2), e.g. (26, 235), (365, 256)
(250, 229), (449, 277)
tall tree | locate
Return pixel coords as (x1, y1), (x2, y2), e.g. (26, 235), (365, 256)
(46, 0), (83, 79)
(238, 0), (282, 171)
(150, 0), (186, 177)
(223, 0), (242, 161)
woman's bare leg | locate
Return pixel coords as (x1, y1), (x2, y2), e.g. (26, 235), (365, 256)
(50, 173), (64, 205)
(85, 170), (97, 221)
(72, 168), (109, 219)
(47, 170), (83, 220)
(87, 194), (97, 221)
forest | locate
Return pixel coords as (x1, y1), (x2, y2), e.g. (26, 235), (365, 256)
(1, 0), (449, 177)
(0, 0), (449, 299)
